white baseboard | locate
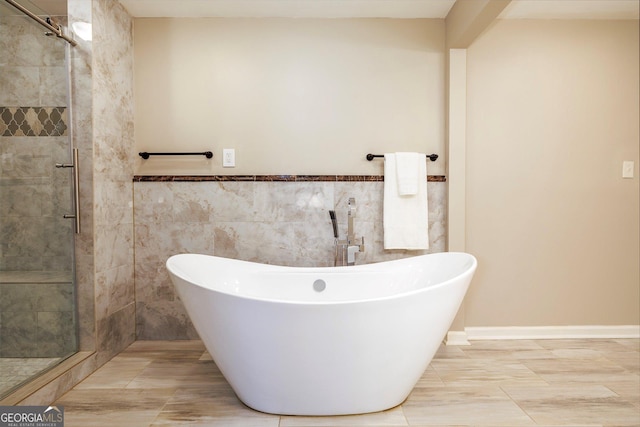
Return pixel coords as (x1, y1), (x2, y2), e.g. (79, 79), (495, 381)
(444, 330), (470, 346)
(464, 325), (640, 341)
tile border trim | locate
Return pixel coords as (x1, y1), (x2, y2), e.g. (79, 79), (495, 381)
(133, 175), (447, 182)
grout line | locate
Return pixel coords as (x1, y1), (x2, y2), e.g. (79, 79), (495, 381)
(498, 384), (538, 426)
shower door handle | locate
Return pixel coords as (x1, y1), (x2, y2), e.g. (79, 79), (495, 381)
(55, 148), (81, 234)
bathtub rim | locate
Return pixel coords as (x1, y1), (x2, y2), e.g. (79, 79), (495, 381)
(166, 251), (477, 306)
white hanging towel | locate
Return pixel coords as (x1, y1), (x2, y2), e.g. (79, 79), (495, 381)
(395, 152), (420, 195)
(383, 152), (429, 250)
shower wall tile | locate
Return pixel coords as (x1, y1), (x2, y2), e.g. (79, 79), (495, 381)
(0, 219), (40, 257)
(134, 180), (447, 339)
(136, 300), (200, 341)
(93, 178), (133, 225)
(0, 67), (40, 105)
(0, 185), (43, 217)
(0, 311), (37, 357)
(0, 254), (36, 272)
(0, 278), (75, 357)
(0, 66), (67, 106)
(0, 16), (66, 68)
(95, 302), (135, 366)
(92, 0), (135, 179)
(36, 311), (75, 356)
(95, 263), (135, 321)
(41, 256), (73, 272)
(0, 39), (67, 106)
(91, 0), (136, 363)
(42, 220), (74, 258)
(39, 67), (68, 106)
(36, 283), (74, 312)
(0, 137), (69, 176)
(0, 20), (34, 67)
(0, 284), (38, 312)
(94, 222), (133, 274)
(0, 215), (72, 271)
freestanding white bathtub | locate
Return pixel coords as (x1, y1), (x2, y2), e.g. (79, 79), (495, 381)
(166, 252), (477, 416)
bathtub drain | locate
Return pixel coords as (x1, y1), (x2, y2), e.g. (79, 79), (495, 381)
(313, 279), (326, 292)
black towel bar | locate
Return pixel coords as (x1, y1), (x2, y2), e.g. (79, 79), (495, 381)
(139, 151), (213, 159)
(366, 153), (438, 161)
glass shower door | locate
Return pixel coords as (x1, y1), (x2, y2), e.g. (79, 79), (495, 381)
(0, 0), (77, 398)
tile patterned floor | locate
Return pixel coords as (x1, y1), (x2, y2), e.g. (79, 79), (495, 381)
(55, 339), (640, 426)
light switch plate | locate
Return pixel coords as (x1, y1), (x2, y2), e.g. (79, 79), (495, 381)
(622, 161), (634, 179)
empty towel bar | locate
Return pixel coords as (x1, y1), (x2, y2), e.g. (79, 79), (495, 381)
(139, 151), (213, 159)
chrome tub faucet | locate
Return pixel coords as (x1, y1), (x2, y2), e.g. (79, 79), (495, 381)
(330, 198), (365, 266)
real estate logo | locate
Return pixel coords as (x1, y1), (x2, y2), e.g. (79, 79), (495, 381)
(0, 406), (64, 427)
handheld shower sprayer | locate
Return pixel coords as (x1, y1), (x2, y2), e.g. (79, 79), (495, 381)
(329, 210), (338, 238)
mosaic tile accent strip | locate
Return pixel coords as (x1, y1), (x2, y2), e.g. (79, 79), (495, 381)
(133, 175), (447, 182)
(0, 107), (68, 137)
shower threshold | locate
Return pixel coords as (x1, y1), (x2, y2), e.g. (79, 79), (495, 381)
(0, 351), (93, 405)
(0, 357), (62, 398)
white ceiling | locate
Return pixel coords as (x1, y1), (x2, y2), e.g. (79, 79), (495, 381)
(117, 0), (639, 19)
(117, 0), (457, 19)
(21, 0), (640, 19)
(499, 0), (639, 20)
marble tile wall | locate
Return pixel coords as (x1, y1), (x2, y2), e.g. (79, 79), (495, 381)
(134, 180), (446, 339)
(91, 0), (136, 364)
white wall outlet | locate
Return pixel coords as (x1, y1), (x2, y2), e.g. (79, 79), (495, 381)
(223, 149), (235, 168)
(622, 161), (634, 179)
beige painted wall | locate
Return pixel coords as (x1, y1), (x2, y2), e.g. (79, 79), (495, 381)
(465, 19), (639, 327)
(133, 18), (445, 175)
(132, 15), (639, 329)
